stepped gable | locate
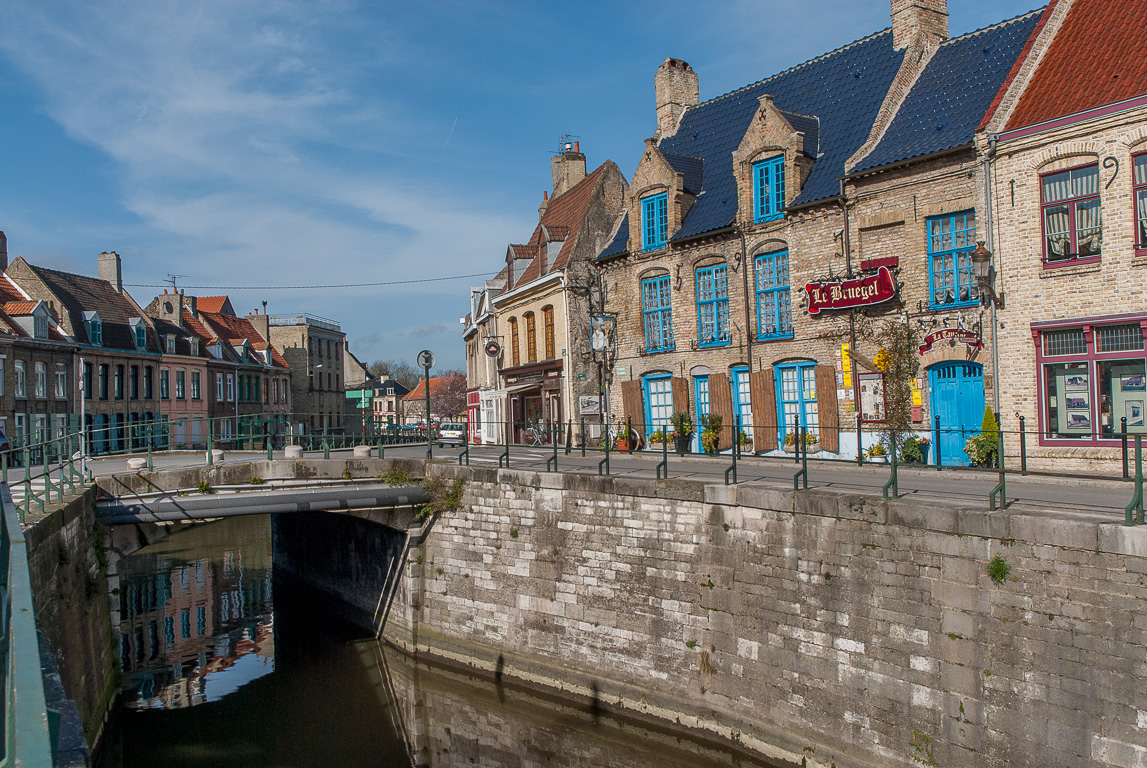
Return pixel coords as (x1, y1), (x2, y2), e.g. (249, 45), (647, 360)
(852, 9), (1043, 174)
(659, 28), (905, 242)
(1006, 0), (1147, 130)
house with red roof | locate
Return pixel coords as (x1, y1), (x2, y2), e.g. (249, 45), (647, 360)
(0, 233), (78, 448)
(461, 142), (627, 444)
(146, 291), (291, 447)
(981, 0), (1147, 471)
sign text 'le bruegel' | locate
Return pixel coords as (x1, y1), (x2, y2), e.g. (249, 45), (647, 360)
(805, 266), (897, 315)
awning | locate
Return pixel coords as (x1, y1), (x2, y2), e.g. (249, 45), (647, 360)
(504, 382), (541, 395)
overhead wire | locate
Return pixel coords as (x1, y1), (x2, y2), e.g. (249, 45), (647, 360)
(123, 271), (491, 291)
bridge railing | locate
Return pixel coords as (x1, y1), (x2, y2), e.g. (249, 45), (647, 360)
(0, 485), (54, 767)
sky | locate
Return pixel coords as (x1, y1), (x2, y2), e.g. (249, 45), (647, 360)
(0, 0), (1041, 371)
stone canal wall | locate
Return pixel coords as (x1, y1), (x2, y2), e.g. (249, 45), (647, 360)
(379, 464), (1147, 768)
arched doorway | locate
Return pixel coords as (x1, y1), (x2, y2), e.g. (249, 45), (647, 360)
(928, 361), (984, 466)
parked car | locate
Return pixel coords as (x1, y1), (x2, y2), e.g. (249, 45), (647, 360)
(436, 423), (465, 447)
(0, 428), (10, 454)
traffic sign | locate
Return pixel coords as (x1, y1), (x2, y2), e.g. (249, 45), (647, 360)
(417, 349), (435, 370)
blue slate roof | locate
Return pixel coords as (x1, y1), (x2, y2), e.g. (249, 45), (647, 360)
(660, 29), (905, 242)
(851, 11), (1042, 174)
(599, 214), (629, 261)
(779, 110), (821, 158)
(663, 152), (705, 195)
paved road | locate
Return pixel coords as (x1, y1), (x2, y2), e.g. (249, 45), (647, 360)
(16, 442), (1138, 522)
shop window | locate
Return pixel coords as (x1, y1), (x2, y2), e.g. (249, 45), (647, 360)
(642, 192), (668, 251)
(927, 211), (978, 307)
(696, 265), (730, 347)
(753, 155), (785, 223)
(754, 250), (792, 339)
(1135, 153), (1147, 250)
(1036, 320), (1147, 442)
(641, 275), (674, 352)
(1041, 163), (1101, 264)
(776, 362), (818, 440)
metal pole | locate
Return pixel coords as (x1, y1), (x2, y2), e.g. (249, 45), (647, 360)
(934, 415), (942, 471)
(580, 418), (586, 458)
(883, 427), (898, 499)
(856, 414), (863, 466)
(424, 362), (432, 461)
(498, 419), (510, 468)
(323, 414), (330, 460)
(1125, 436), (1144, 525)
(656, 427), (667, 480)
(207, 419), (214, 466)
(793, 415), (800, 464)
(1122, 416), (1130, 480)
(1019, 415), (1027, 476)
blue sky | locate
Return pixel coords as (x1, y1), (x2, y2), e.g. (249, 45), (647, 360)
(0, 0), (1039, 370)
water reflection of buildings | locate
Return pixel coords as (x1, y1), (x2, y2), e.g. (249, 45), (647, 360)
(119, 542), (275, 709)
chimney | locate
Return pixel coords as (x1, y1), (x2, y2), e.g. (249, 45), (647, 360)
(891, 0), (948, 50)
(98, 251), (122, 293)
(0, 231), (7, 272)
(550, 144), (586, 199)
(538, 190), (549, 220)
(181, 291), (197, 318)
(655, 58), (699, 137)
(247, 311), (270, 342)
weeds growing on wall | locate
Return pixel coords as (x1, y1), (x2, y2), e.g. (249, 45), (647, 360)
(988, 553), (1011, 584)
(419, 476), (466, 520)
(196, 481), (213, 495)
(380, 465), (412, 487)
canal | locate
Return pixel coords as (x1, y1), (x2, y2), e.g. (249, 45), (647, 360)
(96, 515), (783, 768)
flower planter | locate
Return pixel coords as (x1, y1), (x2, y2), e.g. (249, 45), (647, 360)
(783, 443), (796, 454)
(674, 434), (692, 454)
(809, 443), (821, 454)
(867, 454), (888, 463)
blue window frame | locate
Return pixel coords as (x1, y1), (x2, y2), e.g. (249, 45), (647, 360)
(754, 155), (785, 223)
(642, 192), (668, 251)
(775, 362), (818, 443)
(696, 265), (730, 347)
(927, 211), (978, 308)
(643, 373), (673, 436)
(732, 366), (753, 441)
(641, 275), (674, 352)
(694, 375), (710, 452)
(754, 250), (793, 340)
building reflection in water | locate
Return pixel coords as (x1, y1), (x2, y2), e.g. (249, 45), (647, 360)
(116, 516), (274, 710)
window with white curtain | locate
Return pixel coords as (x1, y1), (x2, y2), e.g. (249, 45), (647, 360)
(1041, 163), (1101, 264)
(1135, 154), (1147, 250)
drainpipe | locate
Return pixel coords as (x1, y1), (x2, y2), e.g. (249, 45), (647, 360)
(737, 225), (754, 370)
(839, 179), (861, 409)
(984, 134), (1001, 415)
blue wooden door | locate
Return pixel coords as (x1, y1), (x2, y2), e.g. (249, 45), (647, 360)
(929, 362), (984, 466)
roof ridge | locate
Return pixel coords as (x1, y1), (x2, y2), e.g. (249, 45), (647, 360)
(691, 27), (893, 110)
(939, 7), (1045, 46)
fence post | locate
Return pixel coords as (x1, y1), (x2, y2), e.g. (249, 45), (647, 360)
(856, 415), (864, 466)
(547, 424), (558, 472)
(656, 430), (668, 480)
(934, 415), (942, 471)
(725, 416), (739, 486)
(626, 416), (634, 455)
(989, 428), (1007, 511)
(883, 428), (898, 499)
(498, 420), (510, 468)
(323, 414), (330, 460)
(565, 420), (572, 456)
(580, 418), (586, 458)
(598, 425), (610, 476)
(792, 415), (800, 464)
(459, 418), (470, 466)
(207, 420), (214, 466)
(794, 421), (808, 491)
(1122, 416), (1130, 480)
(1018, 415), (1027, 476)
(1125, 436), (1144, 525)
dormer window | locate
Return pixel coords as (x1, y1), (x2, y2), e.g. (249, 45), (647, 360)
(211, 341), (223, 359)
(754, 155), (785, 223)
(642, 192), (668, 251)
(165, 335), (176, 354)
(82, 311), (103, 346)
(33, 314), (48, 340)
(129, 318), (147, 351)
(189, 337), (200, 356)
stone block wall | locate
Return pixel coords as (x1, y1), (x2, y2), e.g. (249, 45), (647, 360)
(384, 465), (1147, 768)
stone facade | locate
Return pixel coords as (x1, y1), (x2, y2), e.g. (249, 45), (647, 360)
(265, 314), (345, 436)
(382, 465), (1147, 768)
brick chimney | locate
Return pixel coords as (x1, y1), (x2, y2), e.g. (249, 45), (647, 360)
(550, 141), (586, 200)
(0, 231), (7, 272)
(98, 251), (122, 293)
(247, 310), (270, 342)
(891, 0), (948, 50)
(538, 190), (549, 221)
(181, 291), (198, 318)
(655, 58), (699, 137)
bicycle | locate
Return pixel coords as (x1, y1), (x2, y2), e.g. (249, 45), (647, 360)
(598, 421), (644, 452)
(523, 421), (549, 446)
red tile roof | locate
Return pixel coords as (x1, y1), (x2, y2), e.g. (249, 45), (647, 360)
(0, 278), (27, 304)
(1005, 0), (1147, 130)
(2, 301), (37, 316)
(403, 377), (446, 401)
(199, 310), (289, 369)
(196, 296), (233, 315)
(979, 1), (1058, 132)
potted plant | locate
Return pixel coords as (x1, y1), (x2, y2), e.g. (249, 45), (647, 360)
(806, 432), (821, 453)
(670, 411), (693, 454)
(900, 435), (930, 465)
(962, 406), (999, 467)
(866, 442), (888, 463)
(783, 432), (798, 453)
(700, 413), (722, 455)
(649, 429), (667, 447)
(738, 430), (751, 450)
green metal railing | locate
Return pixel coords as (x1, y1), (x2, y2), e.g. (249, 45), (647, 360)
(0, 485), (54, 767)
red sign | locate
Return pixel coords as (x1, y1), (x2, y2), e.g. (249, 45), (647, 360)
(805, 266), (897, 314)
(918, 328), (982, 355)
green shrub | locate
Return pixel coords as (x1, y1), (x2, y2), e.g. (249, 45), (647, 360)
(988, 554), (1011, 584)
(963, 406), (1000, 467)
(700, 414), (722, 455)
(249, 476), (266, 485)
(196, 481), (213, 495)
(670, 411), (694, 437)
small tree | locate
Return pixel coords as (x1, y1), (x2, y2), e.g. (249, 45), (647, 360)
(874, 319), (920, 453)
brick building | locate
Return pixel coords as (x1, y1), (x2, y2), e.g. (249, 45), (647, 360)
(462, 144), (626, 444)
(6, 251), (162, 454)
(262, 314), (345, 437)
(596, 0), (1037, 463)
(980, 0), (1147, 471)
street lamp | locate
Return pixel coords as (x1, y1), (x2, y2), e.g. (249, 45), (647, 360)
(971, 241), (1004, 309)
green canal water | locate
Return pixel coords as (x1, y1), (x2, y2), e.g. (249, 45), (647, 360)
(96, 515), (782, 768)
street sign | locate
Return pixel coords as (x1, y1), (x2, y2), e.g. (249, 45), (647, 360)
(417, 349), (435, 370)
(484, 340), (501, 357)
(575, 373), (587, 381)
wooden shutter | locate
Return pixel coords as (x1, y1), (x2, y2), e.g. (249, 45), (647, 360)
(815, 364), (840, 453)
(671, 377), (690, 416)
(621, 380), (645, 434)
(708, 372), (735, 451)
(751, 370), (777, 453)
